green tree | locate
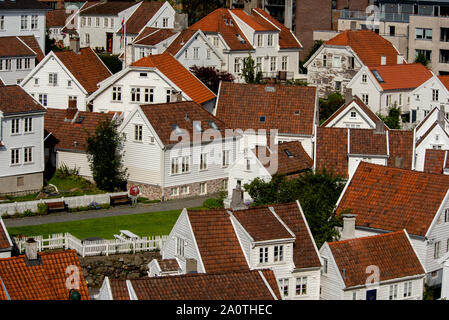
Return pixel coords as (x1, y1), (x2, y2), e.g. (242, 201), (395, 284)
(300, 40), (324, 73)
(86, 118), (128, 192)
(319, 91), (345, 123)
(244, 170), (345, 247)
(377, 105), (402, 129)
(414, 52), (429, 67)
(240, 54), (263, 84)
(190, 65), (234, 93)
(180, 0), (226, 25)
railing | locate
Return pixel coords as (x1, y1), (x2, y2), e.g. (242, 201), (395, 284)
(13, 233), (168, 257)
(261, 71), (294, 80)
(338, 9), (449, 23)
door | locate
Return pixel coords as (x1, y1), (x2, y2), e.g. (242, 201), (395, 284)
(366, 289), (377, 301)
(412, 110), (417, 123)
(106, 33), (113, 53)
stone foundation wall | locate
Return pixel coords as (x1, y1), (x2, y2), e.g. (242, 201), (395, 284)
(0, 172), (43, 196)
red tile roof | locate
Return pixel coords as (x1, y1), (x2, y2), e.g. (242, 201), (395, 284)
(109, 270), (280, 300)
(349, 129), (388, 155)
(321, 95), (385, 128)
(0, 77), (4, 86)
(189, 8), (254, 51)
(215, 82), (317, 135)
(140, 101), (232, 146)
(369, 63), (432, 91)
(387, 130), (414, 170)
(315, 127), (349, 177)
(80, 1), (137, 15)
(0, 85), (45, 115)
(230, 9), (277, 31)
(0, 217), (12, 251)
(0, 250), (90, 300)
(424, 149), (447, 174)
(165, 29), (197, 56)
(187, 209), (250, 273)
(252, 8), (302, 49)
(133, 27), (176, 46)
(325, 30), (401, 66)
(131, 52), (216, 104)
(45, 107), (115, 152)
(0, 36), (41, 61)
(438, 75), (449, 91)
(336, 162), (449, 236)
(46, 9), (70, 27)
(54, 47), (112, 94)
(232, 206), (294, 241)
(125, 1), (163, 34)
(18, 35), (45, 62)
(328, 231), (425, 288)
(157, 258), (181, 273)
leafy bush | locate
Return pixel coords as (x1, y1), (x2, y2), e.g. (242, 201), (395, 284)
(22, 209), (35, 217)
(37, 203), (48, 215)
(203, 198), (224, 209)
(55, 163), (80, 179)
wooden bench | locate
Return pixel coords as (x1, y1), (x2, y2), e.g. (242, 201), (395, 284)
(110, 194), (131, 206)
(45, 201), (66, 212)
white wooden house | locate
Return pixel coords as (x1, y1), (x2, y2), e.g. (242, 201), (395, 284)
(346, 63), (433, 121)
(88, 52), (216, 116)
(189, 8), (302, 82)
(336, 161), (449, 290)
(118, 101), (239, 200)
(21, 45), (112, 111)
(320, 230), (425, 300)
(0, 85), (46, 195)
(152, 201), (322, 300)
(0, 216), (13, 258)
(304, 29), (405, 98)
(214, 82), (318, 157)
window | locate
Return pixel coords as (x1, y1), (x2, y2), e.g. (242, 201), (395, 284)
(85, 33), (90, 44)
(445, 209), (449, 222)
(31, 15), (38, 29)
(335, 81), (341, 92)
(38, 94), (47, 106)
(246, 158), (251, 171)
(362, 74), (367, 83)
(259, 247), (268, 263)
(435, 241), (441, 259)
(281, 56), (288, 71)
(0, 16), (4, 30)
(274, 245), (284, 262)
(350, 111), (357, 118)
(24, 147), (32, 163)
(184, 49), (188, 59)
(181, 186), (189, 195)
(112, 86), (122, 101)
(134, 124), (143, 142)
(139, 47), (145, 59)
(415, 28), (432, 40)
(200, 153), (207, 170)
(362, 94), (369, 105)
(222, 179), (228, 191)
(171, 187), (179, 196)
(322, 54), (327, 67)
(144, 88), (154, 103)
(96, 17), (100, 27)
(11, 118), (20, 134)
(332, 55), (341, 68)
(131, 87), (141, 102)
(23, 58), (30, 69)
(199, 183), (207, 195)
(0, 59), (11, 71)
(81, 17), (86, 27)
(110, 18), (114, 28)
(270, 56), (276, 72)
(257, 34), (263, 47)
(21, 15), (28, 30)
(181, 156), (190, 173)
(166, 90), (171, 103)
(171, 157), (180, 174)
(349, 56), (355, 69)
(213, 36), (219, 47)
(104, 17), (108, 28)
(323, 258), (328, 274)
(389, 25), (395, 36)
(442, 28), (449, 42)
(296, 277), (307, 296)
(404, 281), (412, 298)
(206, 49), (211, 60)
(433, 89), (439, 101)
(49, 73), (58, 86)
(399, 93), (402, 106)
(389, 284), (398, 300)
(386, 94), (392, 106)
(222, 150), (230, 167)
(24, 117), (32, 133)
(176, 237), (184, 257)
(267, 34), (273, 46)
(352, 291), (357, 300)
(87, 17), (91, 26)
(416, 49), (432, 62)
(279, 278), (289, 297)
(162, 17), (168, 28)
(256, 57), (262, 71)
(234, 58), (240, 73)
(193, 47), (199, 59)
(11, 149), (20, 165)
(17, 58), (23, 70)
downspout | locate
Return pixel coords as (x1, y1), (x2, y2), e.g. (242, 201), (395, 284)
(161, 145), (165, 201)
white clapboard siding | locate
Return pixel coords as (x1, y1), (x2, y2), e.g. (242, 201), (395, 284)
(319, 244), (345, 300)
(57, 150), (92, 178)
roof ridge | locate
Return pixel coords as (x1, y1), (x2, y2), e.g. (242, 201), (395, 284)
(329, 230), (405, 246)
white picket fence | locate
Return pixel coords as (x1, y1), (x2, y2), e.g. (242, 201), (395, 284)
(13, 233), (168, 257)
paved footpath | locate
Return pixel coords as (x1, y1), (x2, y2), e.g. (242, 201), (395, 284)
(4, 196), (210, 228)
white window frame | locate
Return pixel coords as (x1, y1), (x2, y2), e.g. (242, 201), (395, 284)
(274, 245), (284, 262)
(23, 146), (33, 164)
(0, 16), (4, 30)
(281, 56), (288, 71)
(49, 73), (58, 86)
(362, 74), (367, 83)
(389, 284), (398, 300)
(20, 15), (28, 30)
(332, 55), (341, 68)
(112, 86), (122, 101)
(24, 117), (32, 133)
(11, 118), (20, 135)
(259, 246), (269, 264)
(295, 277), (307, 296)
(267, 34), (273, 46)
(11, 148), (20, 165)
(257, 34), (263, 47)
(222, 150), (230, 167)
(279, 278), (289, 297)
(134, 124), (143, 142)
(38, 94), (47, 106)
(162, 17), (168, 28)
(270, 56), (276, 72)
(435, 241), (441, 259)
(171, 157), (180, 174)
(31, 15), (38, 30)
(176, 236), (185, 257)
(199, 182), (207, 195)
(200, 153), (208, 170)
(403, 281), (412, 298)
(432, 89), (439, 102)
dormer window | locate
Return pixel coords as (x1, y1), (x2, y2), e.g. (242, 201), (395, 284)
(274, 245), (284, 262)
(176, 236), (185, 258)
(362, 74), (367, 83)
(350, 111), (357, 118)
(259, 247), (268, 263)
(267, 34), (273, 46)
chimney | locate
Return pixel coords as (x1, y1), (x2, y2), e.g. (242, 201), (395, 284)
(185, 258), (197, 274)
(70, 37), (80, 54)
(381, 55), (387, 65)
(374, 119), (385, 134)
(394, 156), (404, 168)
(397, 54), (403, 64)
(344, 88), (353, 103)
(171, 91), (183, 102)
(24, 238), (38, 261)
(230, 186), (247, 211)
(438, 105), (446, 126)
(341, 214), (357, 240)
(66, 99), (78, 121)
(174, 12), (188, 32)
(243, 0), (257, 14)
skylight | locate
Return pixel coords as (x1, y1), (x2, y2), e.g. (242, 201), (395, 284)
(259, 116), (266, 123)
(371, 70), (384, 83)
(284, 149), (293, 158)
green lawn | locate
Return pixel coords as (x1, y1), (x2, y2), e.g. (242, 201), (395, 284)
(7, 209), (182, 240)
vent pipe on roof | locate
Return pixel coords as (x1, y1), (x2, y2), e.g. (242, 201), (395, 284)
(341, 214), (357, 240)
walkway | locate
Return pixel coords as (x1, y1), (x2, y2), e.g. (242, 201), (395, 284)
(4, 195), (209, 228)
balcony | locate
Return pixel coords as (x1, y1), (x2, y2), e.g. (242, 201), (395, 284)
(261, 71), (294, 80)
